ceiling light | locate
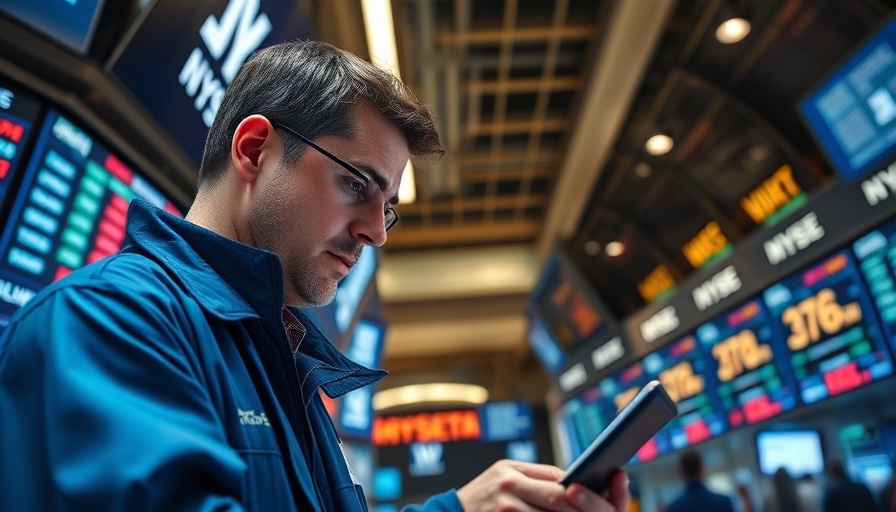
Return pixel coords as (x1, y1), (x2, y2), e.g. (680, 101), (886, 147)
(361, 0), (402, 78)
(398, 161), (416, 204)
(645, 133), (674, 155)
(584, 240), (602, 256)
(716, 17), (751, 44)
(634, 162), (652, 178)
(373, 383), (489, 411)
(605, 241), (625, 257)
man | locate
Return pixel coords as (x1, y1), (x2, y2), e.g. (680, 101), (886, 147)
(0, 40), (629, 511)
(666, 451), (734, 512)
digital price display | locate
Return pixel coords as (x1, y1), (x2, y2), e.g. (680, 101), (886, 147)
(854, 218), (896, 354)
(696, 299), (799, 428)
(643, 336), (727, 453)
(0, 80), (41, 210)
(763, 250), (893, 405)
(0, 110), (182, 328)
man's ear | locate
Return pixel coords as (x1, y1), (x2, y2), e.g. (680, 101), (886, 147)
(231, 115), (276, 184)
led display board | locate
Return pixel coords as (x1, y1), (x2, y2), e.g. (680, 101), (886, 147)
(0, 79), (42, 211)
(762, 249), (893, 405)
(0, 0), (105, 54)
(854, 217), (896, 355)
(696, 298), (800, 427)
(799, 15), (896, 183)
(337, 318), (386, 440)
(373, 403), (543, 507)
(0, 109), (182, 328)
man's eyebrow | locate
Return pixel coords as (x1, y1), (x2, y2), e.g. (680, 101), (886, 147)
(359, 164), (399, 205)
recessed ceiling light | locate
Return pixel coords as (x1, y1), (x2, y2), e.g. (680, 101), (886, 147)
(584, 240), (602, 255)
(716, 18), (751, 44)
(645, 133), (674, 155)
(605, 241), (625, 257)
(634, 162), (652, 178)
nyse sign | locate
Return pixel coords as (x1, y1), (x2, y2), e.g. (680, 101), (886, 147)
(179, 0), (272, 126)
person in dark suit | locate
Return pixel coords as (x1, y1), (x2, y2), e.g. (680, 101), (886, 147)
(666, 451), (735, 512)
(822, 460), (880, 512)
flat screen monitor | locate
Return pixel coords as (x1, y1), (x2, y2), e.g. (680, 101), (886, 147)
(530, 252), (620, 354)
(0, 109), (183, 329)
(798, 15), (896, 182)
(755, 429), (825, 477)
(0, 79), (42, 211)
(0, 0), (106, 54)
(762, 249), (893, 405)
(695, 298), (800, 427)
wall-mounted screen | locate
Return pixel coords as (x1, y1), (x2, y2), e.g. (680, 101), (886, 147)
(696, 298), (800, 427)
(798, 15), (896, 182)
(530, 252), (621, 354)
(0, 109), (183, 329)
(337, 319), (386, 440)
(853, 217), (896, 356)
(0, 79), (42, 210)
(756, 429), (825, 477)
(762, 249), (893, 405)
(0, 0), (106, 54)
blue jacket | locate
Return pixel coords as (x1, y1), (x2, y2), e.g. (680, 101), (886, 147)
(0, 200), (462, 511)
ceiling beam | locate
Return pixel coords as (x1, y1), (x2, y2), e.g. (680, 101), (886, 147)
(536, 0), (676, 265)
(385, 220), (541, 249)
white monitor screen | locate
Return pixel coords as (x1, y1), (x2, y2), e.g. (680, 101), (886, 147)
(756, 430), (825, 476)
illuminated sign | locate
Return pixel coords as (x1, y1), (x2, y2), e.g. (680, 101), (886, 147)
(637, 264), (676, 302)
(692, 266), (742, 311)
(861, 162), (896, 206)
(763, 212), (825, 265)
(591, 336), (625, 371)
(372, 410), (481, 446)
(110, 0), (313, 165)
(682, 221), (731, 269)
(740, 165), (805, 225)
(559, 363), (587, 392)
(639, 305), (679, 343)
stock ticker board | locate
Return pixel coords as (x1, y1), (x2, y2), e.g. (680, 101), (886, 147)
(696, 298), (800, 428)
(0, 109), (182, 327)
(763, 249), (894, 405)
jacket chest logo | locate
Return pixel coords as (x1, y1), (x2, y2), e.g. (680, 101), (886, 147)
(238, 408), (271, 427)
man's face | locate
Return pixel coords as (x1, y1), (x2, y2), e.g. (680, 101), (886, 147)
(246, 102), (409, 307)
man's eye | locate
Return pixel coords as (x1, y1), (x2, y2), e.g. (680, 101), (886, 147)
(348, 179), (367, 198)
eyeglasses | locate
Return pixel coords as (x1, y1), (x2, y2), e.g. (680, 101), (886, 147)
(274, 123), (399, 232)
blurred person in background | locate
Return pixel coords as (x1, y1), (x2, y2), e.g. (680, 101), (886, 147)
(763, 468), (801, 512)
(796, 474), (823, 512)
(822, 460), (879, 512)
(666, 451), (735, 512)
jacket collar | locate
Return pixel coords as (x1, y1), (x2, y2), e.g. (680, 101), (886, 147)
(122, 200), (386, 392)
(123, 199), (283, 321)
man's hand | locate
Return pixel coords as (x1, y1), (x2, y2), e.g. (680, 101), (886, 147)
(456, 460), (630, 511)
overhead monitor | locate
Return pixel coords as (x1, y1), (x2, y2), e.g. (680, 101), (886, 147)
(799, 15), (896, 182)
(0, 0), (106, 54)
